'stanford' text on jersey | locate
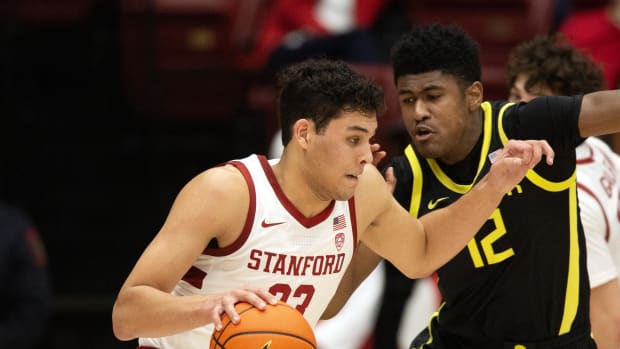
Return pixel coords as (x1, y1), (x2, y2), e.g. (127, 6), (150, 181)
(139, 154), (357, 349)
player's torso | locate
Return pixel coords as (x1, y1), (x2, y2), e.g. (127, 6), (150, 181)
(403, 102), (589, 345)
(139, 155), (357, 349)
(178, 155), (357, 326)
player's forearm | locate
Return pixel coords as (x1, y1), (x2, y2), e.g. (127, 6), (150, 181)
(418, 174), (506, 274)
(322, 243), (382, 319)
(112, 285), (212, 340)
(590, 279), (620, 349)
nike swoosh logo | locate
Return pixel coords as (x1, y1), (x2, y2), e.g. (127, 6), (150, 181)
(427, 197), (449, 210)
(261, 219), (285, 228)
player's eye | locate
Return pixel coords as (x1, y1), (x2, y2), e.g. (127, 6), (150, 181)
(349, 137), (360, 145)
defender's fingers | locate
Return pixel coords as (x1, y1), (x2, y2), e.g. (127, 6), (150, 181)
(541, 141), (554, 165)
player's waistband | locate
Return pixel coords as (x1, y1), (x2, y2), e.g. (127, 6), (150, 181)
(503, 326), (592, 349)
(137, 346), (157, 349)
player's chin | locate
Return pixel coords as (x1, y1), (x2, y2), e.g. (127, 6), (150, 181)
(334, 188), (355, 201)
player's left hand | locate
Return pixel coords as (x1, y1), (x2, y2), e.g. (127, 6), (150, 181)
(492, 139), (555, 168)
(486, 139), (555, 194)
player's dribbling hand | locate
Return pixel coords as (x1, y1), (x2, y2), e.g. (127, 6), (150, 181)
(205, 286), (278, 331)
(487, 139), (554, 193)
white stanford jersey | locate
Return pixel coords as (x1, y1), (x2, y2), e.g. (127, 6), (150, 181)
(139, 154), (358, 349)
(576, 137), (620, 288)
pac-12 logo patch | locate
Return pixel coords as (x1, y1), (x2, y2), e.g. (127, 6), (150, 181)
(335, 232), (345, 251)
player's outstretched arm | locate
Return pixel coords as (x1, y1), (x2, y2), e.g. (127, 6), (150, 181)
(357, 139), (554, 278)
(112, 166), (277, 341)
(579, 89), (620, 137)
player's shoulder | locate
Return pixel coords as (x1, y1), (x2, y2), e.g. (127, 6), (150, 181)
(199, 163), (244, 184)
(184, 162), (250, 203)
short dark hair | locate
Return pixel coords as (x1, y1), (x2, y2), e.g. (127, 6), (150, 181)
(277, 59), (385, 145)
(506, 34), (604, 95)
(391, 24), (481, 85)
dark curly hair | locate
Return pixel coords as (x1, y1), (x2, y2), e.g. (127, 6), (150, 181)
(391, 24), (481, 86)
(277, 59), (385, 145)
(506, 34), (604, 95)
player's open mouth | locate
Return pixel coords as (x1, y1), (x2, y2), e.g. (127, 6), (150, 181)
(415, 126), (434, 141)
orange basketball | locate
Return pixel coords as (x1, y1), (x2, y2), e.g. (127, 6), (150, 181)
(210, 301), (316, 349)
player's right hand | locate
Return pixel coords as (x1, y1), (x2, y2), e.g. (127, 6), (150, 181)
(205, 286), (278, 331)
(487, 139), (554, 194)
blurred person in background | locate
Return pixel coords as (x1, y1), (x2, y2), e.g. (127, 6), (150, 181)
(0, 201), (51, 348)
(506, 34), (620, 349)
(240, 0), (404, 72)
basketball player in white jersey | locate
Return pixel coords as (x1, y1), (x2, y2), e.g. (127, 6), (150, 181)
(507, 35), (620, 349)
(111, 58), (553, 349)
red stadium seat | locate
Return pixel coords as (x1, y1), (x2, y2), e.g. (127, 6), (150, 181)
(120, 0), (269, 119)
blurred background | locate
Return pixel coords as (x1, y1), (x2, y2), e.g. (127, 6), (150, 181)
(0, 0), (613, 348)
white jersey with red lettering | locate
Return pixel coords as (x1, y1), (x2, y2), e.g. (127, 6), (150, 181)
(576, 137), (620, 288)
(139, 154), (358, 349)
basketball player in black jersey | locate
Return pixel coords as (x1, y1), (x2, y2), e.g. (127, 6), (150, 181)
(327, 24), (620, 349)
(386, 24), (620, 349)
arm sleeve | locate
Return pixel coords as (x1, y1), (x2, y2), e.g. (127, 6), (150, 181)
(502, 96), (584, 181)
(504, 95), (584, 150)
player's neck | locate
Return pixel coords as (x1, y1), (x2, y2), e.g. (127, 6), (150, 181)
(272, 155), (333, 218)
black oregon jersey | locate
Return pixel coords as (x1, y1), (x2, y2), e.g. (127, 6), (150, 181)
(390, 97), (593, 348)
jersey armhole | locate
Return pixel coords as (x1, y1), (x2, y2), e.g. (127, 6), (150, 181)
(203, 160), (257, 256)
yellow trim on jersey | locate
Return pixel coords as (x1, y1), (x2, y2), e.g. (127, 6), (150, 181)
(497, 101), (515, 146)
(498, 102), (581, 334)
(414, 302), (446, 349)
(405, 145), (424, 217)
(497, 102), (575, 190)
(559, 180), (580, 335)
(426, 102), (494, 193)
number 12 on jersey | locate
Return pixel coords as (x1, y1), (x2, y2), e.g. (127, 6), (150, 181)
(467, 209), (515, 268)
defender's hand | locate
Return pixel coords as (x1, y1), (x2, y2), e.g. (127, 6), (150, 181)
(487, 139), (554, 193)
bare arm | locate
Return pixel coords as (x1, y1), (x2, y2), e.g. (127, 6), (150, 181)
(320, 155), (396, 319)
(112, 166), (276, 340)
(578, 90), (620, 137)
(321, 242), (382, 319)
(590, 279), (620, 349)
(358, 140), (554, 278)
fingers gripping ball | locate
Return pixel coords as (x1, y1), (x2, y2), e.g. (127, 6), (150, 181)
(210, 301), (317, 349)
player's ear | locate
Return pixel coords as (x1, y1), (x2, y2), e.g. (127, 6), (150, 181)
(293, 118), (311, 149)
(466, 81), (483, 112)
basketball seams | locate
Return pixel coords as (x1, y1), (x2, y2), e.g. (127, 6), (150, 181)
(223, 332), (316, 348)
(211, 303), (256, 347)
(210, 301), (316, 349)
